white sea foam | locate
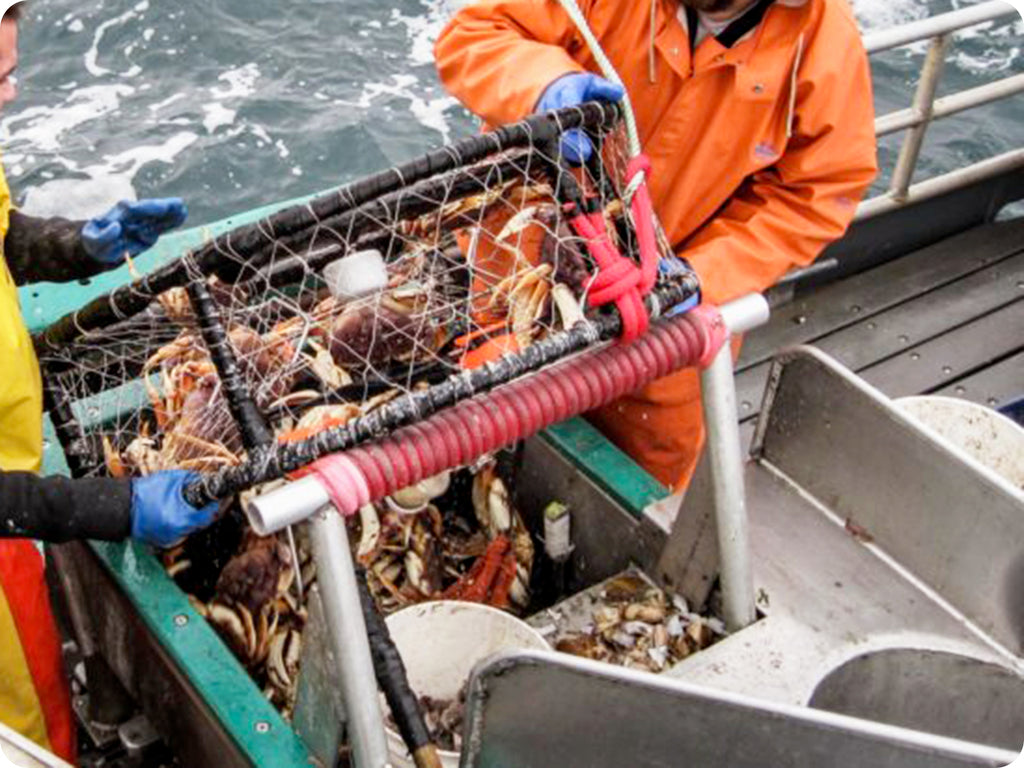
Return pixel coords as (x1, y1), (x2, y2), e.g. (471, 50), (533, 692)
(389, 3), (453, 67)
(851, 0), (927, 31)
(212, 63), (260, 101)
(944, 2), (1024, 75)
(1, 84), (134, 153)
(343, 1), (461, 141)
(250, 125), (273, 147)
(202, 103), (237, 134)
(355, 74), (456, 140)
(852, 0), (1021, 75)
(84, 0), (150, 78)
(20, 131), (199, 218)
(147, 92), (186, 113)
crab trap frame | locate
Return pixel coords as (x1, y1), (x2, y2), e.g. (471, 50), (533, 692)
(36, 102), (706, 507)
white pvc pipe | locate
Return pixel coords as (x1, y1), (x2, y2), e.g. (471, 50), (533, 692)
(245, 475), (330, 536)
(719, 293), (771, 337)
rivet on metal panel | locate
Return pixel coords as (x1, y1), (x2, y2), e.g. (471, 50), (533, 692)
(173, 614), (188, 628)
(850, 305), (862, 314)
(910, 353), (921, 360)
(942, 366), (953, 375)
(753, 83), (765, 93)
(255, 721), (271, 734)
(792, 315), (807, 325)
(899, 335), (910, 344)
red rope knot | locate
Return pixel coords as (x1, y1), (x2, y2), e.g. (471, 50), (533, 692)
(566, 153), (661, 344)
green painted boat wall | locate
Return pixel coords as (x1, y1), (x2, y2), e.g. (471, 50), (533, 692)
(28, 202), (668, 765)
(40, 425), (313, 766)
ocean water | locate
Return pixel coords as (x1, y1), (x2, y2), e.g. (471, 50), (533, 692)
(1, 0), (1021, 227)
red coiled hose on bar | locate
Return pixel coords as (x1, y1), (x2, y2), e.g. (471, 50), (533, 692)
(310, 307), (718, 516)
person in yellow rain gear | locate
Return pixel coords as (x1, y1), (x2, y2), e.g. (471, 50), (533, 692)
(0, 4), (219, 760)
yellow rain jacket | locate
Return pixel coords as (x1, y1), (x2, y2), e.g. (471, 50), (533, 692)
(0, 161), (76, 762)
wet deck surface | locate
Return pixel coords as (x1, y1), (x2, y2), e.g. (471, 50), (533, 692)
(737, 218), (1024, 424)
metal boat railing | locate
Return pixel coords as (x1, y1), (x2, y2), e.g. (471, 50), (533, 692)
(858, 0), (1024, 220)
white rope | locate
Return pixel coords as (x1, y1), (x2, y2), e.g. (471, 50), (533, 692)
(554, 0), (644, 159)
(622, 165), (646, 205)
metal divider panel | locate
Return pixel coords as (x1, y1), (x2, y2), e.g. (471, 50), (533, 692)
(461, 650), (1019, 768)
(754, 347), (1024, 656)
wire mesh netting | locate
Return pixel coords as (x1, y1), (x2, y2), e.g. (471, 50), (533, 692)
(37, 103), (696, 496)
(35, 102), (703, 716)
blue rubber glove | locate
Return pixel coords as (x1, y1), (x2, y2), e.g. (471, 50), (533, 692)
(82, 198), (188, 265)
(131, 470), (219, 548)
(660, 254), (702, 317)
(535, 73), (625, 164)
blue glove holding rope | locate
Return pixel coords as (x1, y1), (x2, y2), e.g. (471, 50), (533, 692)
(131, 470), (219, 548)
(82, 198), (188, 265)
(535, 73), (624, 165)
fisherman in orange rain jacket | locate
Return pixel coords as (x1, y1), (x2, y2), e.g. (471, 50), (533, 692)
(435, 0), (877, 489)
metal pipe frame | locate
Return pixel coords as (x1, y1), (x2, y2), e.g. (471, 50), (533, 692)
(309, 510), (391, 768)
(888, 34), (951, 202)
(857, 148), (1024, 221)
(862, 0), (1015, 54)
(768, 4), (1021, 288)
(875, 73), (1024, 137)
(857, 1), (1022, 219)
(698, 295), (771, 632)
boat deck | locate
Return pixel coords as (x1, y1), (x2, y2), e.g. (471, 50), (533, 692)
(736, 217), (1024, 425)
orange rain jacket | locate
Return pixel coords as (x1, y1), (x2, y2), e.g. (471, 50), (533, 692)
(436, 0), (877, 488)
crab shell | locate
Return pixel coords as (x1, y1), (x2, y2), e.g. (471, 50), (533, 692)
(388, 471), (451, 515)
(215, 534), (294, 615)
(538, 207), (592, 295)
(328, 292), (439, 368)
(161, 376), (244, 469)
(228, 326), (298, 406)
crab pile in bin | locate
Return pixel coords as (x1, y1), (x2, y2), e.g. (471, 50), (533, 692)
(157, 455), (531, 718)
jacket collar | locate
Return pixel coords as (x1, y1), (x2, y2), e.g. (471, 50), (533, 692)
(655, 0), (812, 80)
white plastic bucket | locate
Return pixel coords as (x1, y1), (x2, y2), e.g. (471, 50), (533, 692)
(382, 601), (549, 767)
(898, 396), (1024, 489)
